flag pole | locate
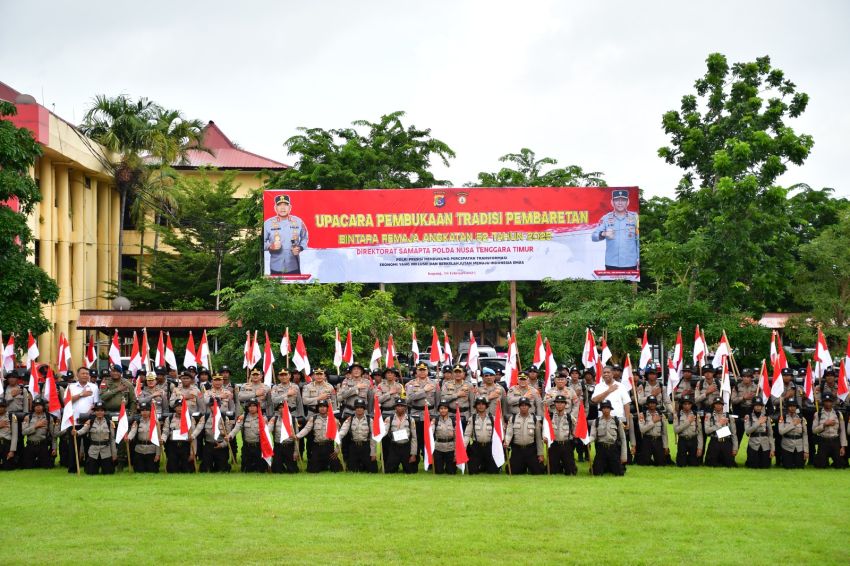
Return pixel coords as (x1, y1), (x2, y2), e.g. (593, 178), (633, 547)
(221, 415), (239, 466)
(125, 434), (134, 473)
(155, 418), (168, 474)
(545, 442), (550, 475)
(587, 439), (593, 475)
(285, 327), (290, 370)
(71, 425), (81, 476)
(724, 331), (741, 379)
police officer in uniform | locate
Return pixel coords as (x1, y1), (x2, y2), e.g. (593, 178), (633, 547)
(162, 398), (197, 473)
(129, 402), (162, 473)
(77, 402), (117, 474)
(295, 399), (342, 473)
(703, 397), (738, 467)
(673, 395), (702, 466)
(637, 395), (668, 466)
(464, 396), (500, 474)
(777, 398), (808, 469)
(230, 398), (268, 473)
(507, 372), (542, 416)
(383, 398), (417, 474)
(590, 400), (627, 476)
(22, 397), (57, 468)
(405, 362), (438, 465)
(431, 400), (456, 474)
(264, 194), (308, 275)
(269, 401), (300, 474)
(591, 188), (639, 270)
(744, 397), (773, 468)
(504, 397), (543, 474)
(771, 367), (800, 466)
(192, 400), (232, 473)
(441, 365), (474, 420)
(812, 393), (845, 469)
(339, 398), (377, 473)
(377, 367), (404, 418)
(548, 395), (577, 475)
(0, 399), (19, 470)
(732, 368), (758, 441)
(477, 368), (505, 417)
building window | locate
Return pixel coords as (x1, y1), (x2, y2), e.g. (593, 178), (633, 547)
(85, 176), (91, 189)
(33, 240), (40, 265)
(121, 255), (138, 285)
(123, 193), (137, 230)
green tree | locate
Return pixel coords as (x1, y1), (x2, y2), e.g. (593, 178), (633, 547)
(0, 102), (59, 337)
(265, 111), (456, 190)
(471, 148), (606, 187)
(652, 53), (814, 313)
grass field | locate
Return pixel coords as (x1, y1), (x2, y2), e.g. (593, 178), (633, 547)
(3, 458), (850, 565)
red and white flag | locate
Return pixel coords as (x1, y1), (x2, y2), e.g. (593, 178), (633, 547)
(155, 331), (166, 368)
(814, 328), (833, 379)
(27, 331), (40, 397)
(720, 356), (732, 413)
(467, 331), (480, 378)
(84, 334), (96, 369)
(263, 331), (275, 386)
(108, 330), (121, 366)
(581, 328), (597, 369)
(141, 329), (151, 372)
(197, 330), (210, 370)
(639, 329), (652, 370)
(325, 405), (340, 445)
(411, 328), (420, 365)
(149, 402), (160, 446)
(666, 358), (680, 402)
(837, 340), (850, 401)
(543, 339), (556, 393)
(164, 332), (178, 370)
(429, 327), (443, 365)
(250, 331), (261, 369)
(342, 329), (354, 366)
(803, 360), (814, 403)
(0, 331), (5, 379)
(257, 403), (274, 465)
(693, 325), (706, 366)
(575, 400), (591, 445)
(211, 398), (223, 441)
(243, 331), (252, 369)
(443, 330), (453, 366)
(369, 338), (382, 371)
(333, 328), (343, 369)
(757, 360), (771, 404)
(60, 388), (75, 432)
(600, 334), (612, 366)
(372, 393), (387, 442)
(57, 333), (72, 373)
(491, 400), (505, 468)
(542, 404), (555, 447)
(621, 354), (634, 395)
(45, 366), (61, 416)
(671, 328), (683, 374)
(503, 333), (519, 388)
(128, 331), (143, 375)
(278, 400), (294, 443)
(385, 335), (396, 368)
(183, 332), (197, 369)
(292, 333), (311, 376)
(770, 351), (786, 399)
(769, 331), (779, 367)
(179, 397), (191, 437)
(115, 400), (129, 443)
(3, 333), (15, 373)
(454, 405), (469, 474)
(279, 328), (291, 359)
(422, 403), (435, 470)
(532, 331), (545, 368)
(711, 332), (731, 369)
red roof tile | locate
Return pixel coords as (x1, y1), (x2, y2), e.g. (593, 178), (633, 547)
(178, 121), (288, 170)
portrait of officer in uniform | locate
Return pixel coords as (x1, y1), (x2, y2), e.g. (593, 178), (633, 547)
(264, 194), (309, 275)
(591, 189), (639, 270)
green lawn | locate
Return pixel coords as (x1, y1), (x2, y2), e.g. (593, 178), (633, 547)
(3, 461), (849, 565)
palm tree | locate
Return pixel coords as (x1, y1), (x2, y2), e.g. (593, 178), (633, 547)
(473, 148), (607, 187)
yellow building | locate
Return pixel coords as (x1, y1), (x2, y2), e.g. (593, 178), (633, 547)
(1, 81), (287, 364)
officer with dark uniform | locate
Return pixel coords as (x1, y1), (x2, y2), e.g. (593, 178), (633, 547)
(591, 188), (639, 270)
(812, 393), (846, 469)
(504, 397), (543, 474)
(264, 194), (308, 275)
(431, 400), (456, 474)
(339, 398), (376, 473)
(382, 398), (417, 474)
(295, 399), (342, 473)
(464, 396), (499, 474)
(590, 400), (627, 476)
(0, 399), (19, 470)
(21, 397), (57, 468)
(703, 397), (738, 467)
(673, 395), (702, 466)
(744, 397), (773, 468)
(129, 402), (162, 473)
(269, 401), (300, 474)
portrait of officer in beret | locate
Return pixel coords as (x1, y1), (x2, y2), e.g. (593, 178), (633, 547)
(264, 194), (309, 275)
(591, 189), (639, 271)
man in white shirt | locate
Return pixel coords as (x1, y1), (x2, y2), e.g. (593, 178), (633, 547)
(68, 367), (100, 419)
(591, 365), (636, 459)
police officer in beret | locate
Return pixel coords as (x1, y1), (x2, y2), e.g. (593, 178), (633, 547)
(464, 396), (500, 474)
(264, 194), (308, 275)
(637, 395), (668, 466)
(591, 188), (639, 270)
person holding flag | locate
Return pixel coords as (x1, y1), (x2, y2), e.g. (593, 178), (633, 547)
(743, 397), (774, 469)
(703, 397), (738, 467)
(430, 400), (456, 474)
(731, 368), (758, 443)
(405, 361), (438, 466)
(191, 397), (233, 473)
(77, 402), (117, 475)
(339, 398), (377, 473)
(295, 398), (342, 473)
(21, 397), (58, 468)
(463, 396), (500, 474)
(504, 397), (543, 474)
(229, 398), (268, 473)
(173, 370), (206, 415)
(771, 367), (801, 421)
(128, 402), (162, 473)
(381, 398), (418, 474)
(162, 398), (197, 473)
(269, 399), (300, 474)
(547, 395), (578, 475)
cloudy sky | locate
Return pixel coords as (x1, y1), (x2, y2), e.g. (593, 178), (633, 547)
(2, 0), (848, 197)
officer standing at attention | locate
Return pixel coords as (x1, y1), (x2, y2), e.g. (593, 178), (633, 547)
(548, 395), (577, 475)
(229, 398), (268, 473)
(77, 402), (117, 475)
(703, 397), (738, 467)
(590, 400), (627, 476)
(0, 399), (19, 470)
(673, 396), (702, 466)
(405, 362), (438, 465)
(504, 397), (543, 474)
(295, 399), (342, 473)
(21, 398), (57, 468)
(128, 402), (161, 473)
(382, 398), (418, 474)
(637, 395), (668, 466)
(269, 401), (300, 474)
(744, 397), (773, 468)
(431, 401), (456, 474)
(777, 399), (808, 469)
(263, 194), (308, 275)
(591, 188), (639, 270)
(812, 393), (845, 469)
(464, 396), (500, 474)
(339, 398), (377, 473)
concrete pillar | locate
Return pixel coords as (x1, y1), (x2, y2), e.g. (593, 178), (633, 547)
(37, 156), (55, 358)
(97, 183), (110, 308)
(111, 189), (120, 294)
(88, 178), (98, 309)
(71, 172), (85, 306)
(55, 166), (71, 364)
